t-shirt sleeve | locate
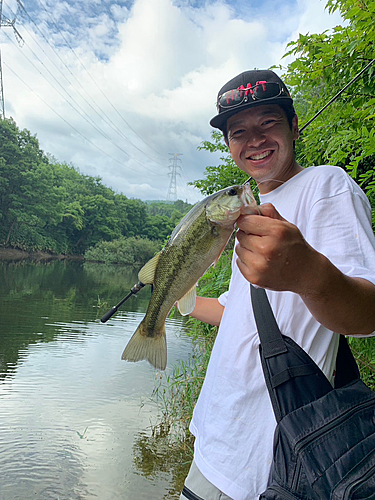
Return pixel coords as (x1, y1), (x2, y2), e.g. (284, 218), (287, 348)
(218, 291), (229, 307)
(306, 187), (375, 287)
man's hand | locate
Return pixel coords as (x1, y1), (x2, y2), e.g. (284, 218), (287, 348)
(235, 203), (319, 294)
(235, 203), (375, 335)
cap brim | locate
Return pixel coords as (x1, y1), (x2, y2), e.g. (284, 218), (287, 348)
(210, 96), (293, 130)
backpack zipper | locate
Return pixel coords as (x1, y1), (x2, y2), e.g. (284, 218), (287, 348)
(341, 460), (375, 500)
(263, 485), (299, 499)
(294, 397), (375, 455)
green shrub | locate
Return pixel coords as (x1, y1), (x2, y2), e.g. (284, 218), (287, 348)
(84, 236), (162, 267)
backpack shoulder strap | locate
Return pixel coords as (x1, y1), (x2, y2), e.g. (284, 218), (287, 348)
(251, 284), (333, 421)
(334, 335), (360, 388)
(251, 285), (360, 388)
(250, 285), (287, 357)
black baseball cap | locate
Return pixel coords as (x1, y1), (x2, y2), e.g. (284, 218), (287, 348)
(210, 69), (294, 131)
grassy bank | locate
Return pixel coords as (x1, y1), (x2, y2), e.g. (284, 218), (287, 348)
(149, 251), (232, 471)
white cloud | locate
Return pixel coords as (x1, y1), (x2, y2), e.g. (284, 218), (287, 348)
(2, 0), (344, 202)
(294, 0), (344, 36)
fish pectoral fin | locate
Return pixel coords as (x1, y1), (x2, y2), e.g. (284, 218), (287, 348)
(122, 322), (167, 371)
(138, 252), (162, 285)
(177, 284), (197, 316)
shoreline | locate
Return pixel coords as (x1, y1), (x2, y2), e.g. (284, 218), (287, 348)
(0, 248), (84, 262)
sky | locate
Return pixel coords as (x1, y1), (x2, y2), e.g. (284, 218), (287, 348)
(1, 0), (344, 203)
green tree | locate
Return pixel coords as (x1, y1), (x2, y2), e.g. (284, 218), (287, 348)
(13, 163), (67, 252)
(146, 200), (192, 219)
(282, 0), (375, 179)
(122, 198), (148, 237)
(192, 0), (374, 217)
(0, 118), (64, 250)
(85, 236), (161, 267)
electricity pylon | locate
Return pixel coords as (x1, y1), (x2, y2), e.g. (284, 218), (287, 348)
(167, 153), (182, 201)
(0, 0), (24, 118)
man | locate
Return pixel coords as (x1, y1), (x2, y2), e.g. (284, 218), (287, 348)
(180, 70), (375, 500)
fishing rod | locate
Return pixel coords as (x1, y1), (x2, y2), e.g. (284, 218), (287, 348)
(100, 281), (145, 323)
(299, 58), (375, 133)
(101, 60), (375, 323)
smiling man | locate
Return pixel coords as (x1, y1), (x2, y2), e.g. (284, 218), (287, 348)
(179, 70), (375, 500)
(226, 104), (301, 193)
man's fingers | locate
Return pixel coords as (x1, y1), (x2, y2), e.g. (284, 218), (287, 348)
(237, 203), (286, 234)
(236, 228), (257, 251)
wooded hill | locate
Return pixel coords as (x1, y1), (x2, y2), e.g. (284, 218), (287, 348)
(0, 117), (192, 255)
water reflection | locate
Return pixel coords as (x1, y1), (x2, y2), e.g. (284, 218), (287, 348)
(134, 419), (193, 499)
(0, 260), (193, 499)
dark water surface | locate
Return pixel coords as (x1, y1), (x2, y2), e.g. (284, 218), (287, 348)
(0, 260), (193, 500)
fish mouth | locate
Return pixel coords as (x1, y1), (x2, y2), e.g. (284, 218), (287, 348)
(246, 150), (273, 161)
(240, 182), (258, 214)
(207, 183), (258, 224)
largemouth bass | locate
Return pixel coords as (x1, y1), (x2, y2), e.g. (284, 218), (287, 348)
(122, 183), (258, 370)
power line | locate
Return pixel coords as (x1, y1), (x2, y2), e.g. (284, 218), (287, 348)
(6, 1), (168, 171)
(1, 15), (167, 176)
(0, 0), (23, 118)
(178, 163), (201, 203)
(3, 60), (162, 176)
(1, 0), (176, 191)
(3, 30), (165, 176)
(33, 0), (168, 163)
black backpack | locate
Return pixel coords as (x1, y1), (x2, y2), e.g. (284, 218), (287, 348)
(251, 285), (375, 500)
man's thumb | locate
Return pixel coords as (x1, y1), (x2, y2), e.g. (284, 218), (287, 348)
(258, 203), (285, 220)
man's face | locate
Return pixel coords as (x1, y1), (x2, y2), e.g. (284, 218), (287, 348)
(226, 104), (300, 194)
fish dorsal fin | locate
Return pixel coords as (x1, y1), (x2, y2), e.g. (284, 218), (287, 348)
(138, 252), (161, 284)
(177, 284), (197, 316)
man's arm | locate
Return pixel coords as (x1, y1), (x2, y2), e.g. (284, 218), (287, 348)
(235, 204), (375, 336)
(189, 296), (224, 327)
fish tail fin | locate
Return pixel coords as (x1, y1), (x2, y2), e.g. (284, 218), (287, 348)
(121, 321), (167, 371)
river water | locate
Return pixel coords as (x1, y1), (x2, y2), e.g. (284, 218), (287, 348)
(0, 259), (194, 500)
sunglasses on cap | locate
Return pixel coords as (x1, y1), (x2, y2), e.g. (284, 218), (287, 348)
(217, 81), (287, 111)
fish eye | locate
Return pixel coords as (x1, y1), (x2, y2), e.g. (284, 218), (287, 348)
(227, 187), (238, 196)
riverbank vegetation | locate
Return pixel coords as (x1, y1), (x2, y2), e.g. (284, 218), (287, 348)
(84, 236), (162, 267)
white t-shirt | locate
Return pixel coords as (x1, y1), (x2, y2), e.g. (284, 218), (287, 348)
(190, 166), (375, 500)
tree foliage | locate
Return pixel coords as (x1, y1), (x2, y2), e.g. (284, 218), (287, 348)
(84, 236), (161, 266)
(281, 0), (375, 210)
(0, 118), (192, 254)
